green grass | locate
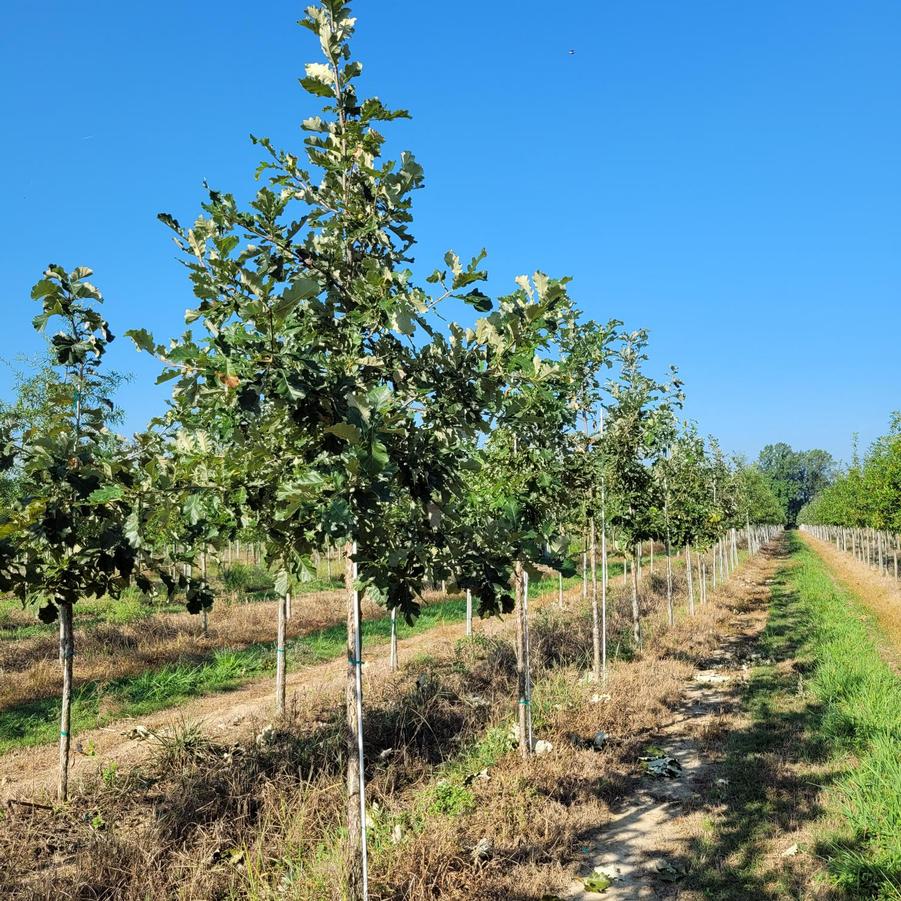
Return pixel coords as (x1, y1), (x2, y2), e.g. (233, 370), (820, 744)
(0, 576), (579, 754)
(0, 571), (352, 642)
(687, 533), (901, 899)
(0, 590), (186, 641)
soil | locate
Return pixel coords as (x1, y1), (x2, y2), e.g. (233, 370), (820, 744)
(564, 545), (778, 899)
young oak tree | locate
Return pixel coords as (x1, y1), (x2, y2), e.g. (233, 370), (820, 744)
(0, 266), (144, 800)
(655, 424), (711, 615)
(474, 275), (582, 756)
(127, 3), (538, 895)
(603, 331), (682, 648)
(561, 319), (619, 681)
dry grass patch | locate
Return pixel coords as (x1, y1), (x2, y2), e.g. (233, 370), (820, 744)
(0, 559), (763, 900)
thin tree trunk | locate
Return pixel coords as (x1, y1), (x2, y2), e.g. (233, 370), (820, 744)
(276, 591), (288, 715)
(581, 537), (588, 603)
(590, 516), (600, 680)
(685, 545), (695, 615)
(201, 551), (209, 637)
(389, 607), (398, 672)
(630, 547), (641, 648)
(665, 538), (673, 626)
(514, 559), (532, 758)
(345, 542), (367, 899)
(558, 570), (564, 608)
(601, 517), (608, 682)
(58, 602), (74, 802)
(465, 588), (473, 636)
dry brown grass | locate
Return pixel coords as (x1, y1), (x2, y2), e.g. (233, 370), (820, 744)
(0, 591), (387, 711)
(0, 557), (766, 901)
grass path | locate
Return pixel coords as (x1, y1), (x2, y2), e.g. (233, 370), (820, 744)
(800, 531), (901, 667)
(678, 532), (901, 899)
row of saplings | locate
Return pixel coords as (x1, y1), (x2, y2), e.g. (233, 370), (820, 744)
(0, 3), (785, 897)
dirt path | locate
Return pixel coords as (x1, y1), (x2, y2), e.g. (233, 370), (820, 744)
(564, 546), (779, 899)
(800, 531), (901, 664)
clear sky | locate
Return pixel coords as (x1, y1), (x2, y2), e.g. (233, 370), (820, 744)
(1, 1), (899, 463)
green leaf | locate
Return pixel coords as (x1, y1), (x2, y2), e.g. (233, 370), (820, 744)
(326, 423), (361, 443)
(87, 486), (125, 504)
(125, 328), (157, 354)
(284, 276), (320, 302)
(30, 279), (57, 300)
(183, 494), (204, 526)
(462, 289), (492, 313)
(124, 511), (143, 548)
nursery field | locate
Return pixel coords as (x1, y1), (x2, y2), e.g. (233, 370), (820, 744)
(2, 2), (899, 899)
(3, 532), (898, 900)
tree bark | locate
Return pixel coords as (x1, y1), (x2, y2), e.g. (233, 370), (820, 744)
(58, 602), (74, 802)
(276, 590), (288, 715)
(590, 516), (601, 680)
(600, 515), (608, 682)
(345, 543), (367, 899)
(581, 537), (588, 604)
(630, 547), (641, 648)
(389, 607), (398, 672)
(201, 551), (209, 637)
(514, 559), (532, 757)
(665, 538), (673, 626)
(465, 588), (473, 636)
(685, 546), (694, 615)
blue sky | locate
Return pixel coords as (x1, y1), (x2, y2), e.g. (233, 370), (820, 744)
(1, 1), (899, 464)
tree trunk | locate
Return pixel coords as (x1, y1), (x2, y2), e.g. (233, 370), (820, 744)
(581, 538), (588, 603)
(345, 543), (367, 899)
(590, 516), (601, 680)
(685, 545), (694, 615)
(558, 571), (564, 608)
(465, 588), (473, 636)
(201, 551), (209, 637)
(514, 560), (532, 758)
(275, 591), (288, 715)
(630, 547), (641, 648)
(665, 537), (673, 626)
(58, 602), (74, 801)
(601, 515), (608, 682)
(389, 607), (398, 672)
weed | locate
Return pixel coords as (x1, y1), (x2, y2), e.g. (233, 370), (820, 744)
(427, 781), (476, 816)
